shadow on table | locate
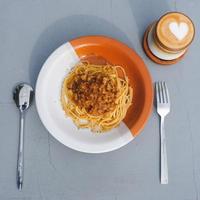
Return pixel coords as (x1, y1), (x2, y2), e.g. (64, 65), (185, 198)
(128, 0), (171, 43)
(29, 14), (132, 86)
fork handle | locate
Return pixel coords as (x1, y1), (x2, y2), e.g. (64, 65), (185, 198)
(160, 116), (168, 184)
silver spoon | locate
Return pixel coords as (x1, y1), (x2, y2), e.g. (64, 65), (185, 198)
(13, 83), (34, 190)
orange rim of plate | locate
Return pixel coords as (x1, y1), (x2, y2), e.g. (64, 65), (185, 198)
(70, 35), (153, 137)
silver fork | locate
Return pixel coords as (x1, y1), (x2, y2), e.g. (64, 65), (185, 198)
(155, 81), (170, 184)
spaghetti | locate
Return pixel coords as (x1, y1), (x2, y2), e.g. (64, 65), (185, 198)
(61, 62), (133, 133)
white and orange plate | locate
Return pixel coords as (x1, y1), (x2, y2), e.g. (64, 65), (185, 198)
(36, 36), (153, 153)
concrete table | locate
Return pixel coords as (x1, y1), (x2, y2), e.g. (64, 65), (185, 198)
(0, 0), (199, 199)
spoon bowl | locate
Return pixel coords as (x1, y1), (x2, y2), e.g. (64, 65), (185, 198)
(13, 83), (34, 112)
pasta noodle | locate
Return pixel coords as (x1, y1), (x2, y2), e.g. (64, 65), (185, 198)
(61, 62), (133, 133)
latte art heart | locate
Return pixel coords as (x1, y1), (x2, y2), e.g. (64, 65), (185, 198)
(169, 22), (189, 40)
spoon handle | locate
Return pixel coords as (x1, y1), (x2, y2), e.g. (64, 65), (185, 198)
(17, 111), (25, 190)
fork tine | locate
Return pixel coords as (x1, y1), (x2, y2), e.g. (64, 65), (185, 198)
(155, 82), (160, 103)
(164, 82), (170, 104)
(161, 82), (167, 103)
(158, 82), (164, 103)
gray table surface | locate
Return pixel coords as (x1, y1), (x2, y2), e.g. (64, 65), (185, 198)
(0, 0), (199, 199)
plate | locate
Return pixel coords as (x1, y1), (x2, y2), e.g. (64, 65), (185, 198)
(36, 36), (153, 153)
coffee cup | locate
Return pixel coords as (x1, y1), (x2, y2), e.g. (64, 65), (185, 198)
(143, 12), (195, 65)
